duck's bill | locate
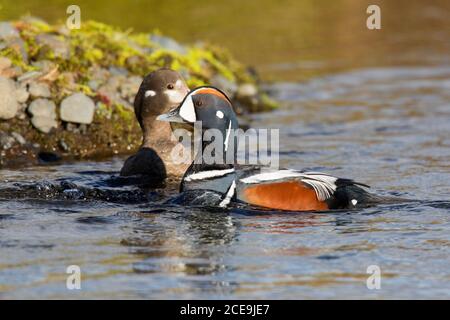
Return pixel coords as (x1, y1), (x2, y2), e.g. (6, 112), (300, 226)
(156, 107), (185, 123)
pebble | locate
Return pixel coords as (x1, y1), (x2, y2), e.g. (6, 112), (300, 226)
(60, 93), (95, 124)
(36, 34), (71, 60)
(120, 76), (143, 102)
(14, 83), (30, 103)
(11, 132), (26, 145)
(236, 83), (258, 98)
(29, 82), (51, 98)
(0, 76), (19, 119)
(18, 71), (43, 82)
(0, 132), (15, 150)
(28, 98), (58, 133)
(150, 34), (187, 54)
(0, 22), (19, 39)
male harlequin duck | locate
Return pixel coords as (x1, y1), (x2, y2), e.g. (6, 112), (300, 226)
(157, 86), (392, 211)
(120, 69), (190, 181)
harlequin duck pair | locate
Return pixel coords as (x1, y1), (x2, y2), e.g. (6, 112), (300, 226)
(120, 69), (190, 181)
(156, 87), (389, 211)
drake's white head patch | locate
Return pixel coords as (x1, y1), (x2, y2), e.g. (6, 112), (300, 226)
(179, 95), (196, 122)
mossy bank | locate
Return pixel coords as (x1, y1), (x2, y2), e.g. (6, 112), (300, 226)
(0, 17), (278, 168)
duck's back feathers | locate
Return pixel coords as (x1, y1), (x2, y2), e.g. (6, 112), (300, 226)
(120, 147), (166, 180)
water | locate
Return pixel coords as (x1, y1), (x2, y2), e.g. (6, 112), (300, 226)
(1, 65), (449, 299)
(1, 0), (450, 300)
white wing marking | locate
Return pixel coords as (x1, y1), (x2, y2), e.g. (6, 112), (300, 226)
(185, 168), (235, 181)
(224, 120), (232, 151)
(240, 169), (338, 201)
(219, 180), (236, 207)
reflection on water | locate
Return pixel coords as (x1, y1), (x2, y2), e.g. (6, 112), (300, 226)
(1, 63), (449, 299)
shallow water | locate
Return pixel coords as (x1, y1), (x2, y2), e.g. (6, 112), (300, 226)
(1, 65), (449, 299)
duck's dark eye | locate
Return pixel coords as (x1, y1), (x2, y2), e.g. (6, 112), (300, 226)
(167, 84), (174, 89)
(195, 100), (202, 107)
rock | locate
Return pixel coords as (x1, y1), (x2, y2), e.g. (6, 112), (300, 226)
(36, 34), (71, 59)
(88, 66), (110, 82)
(120, 76), (143, 102)
(0, 23), (28, 61)
(87, 67), (109, 91)
(97, 75), (132, 108)
(236, 83), (258, 98)
(11, 132), (26, 145)
(0, 76), (19, 119)
(18, 71), (43, 82)
(210, 75), (238, 97)
(0, 57), (12, 71)
(0, 132), (15, 150)
(0, 67), (17, 78)
(150, 34), (187, 54)
(60, 93), (95, 124)
(108, 66), (129, 77)
(59, 139), (69, 152)
(0, 22), (19, 39)
(58, 72), (77, 91)
(87, 79), (101, 91)
(32, 60), (56, 74)
(14, 83), (30, 103)
(29, 82), (51, 98)
(28, 98), (58, 133)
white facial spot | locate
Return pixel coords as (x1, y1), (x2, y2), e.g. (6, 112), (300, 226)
(144, 90), (156, 98)
(351, 199), (358, 206)
(216, 110), (224, 119)
(164, 81), (187, 104)
(179, 96), (196, 122)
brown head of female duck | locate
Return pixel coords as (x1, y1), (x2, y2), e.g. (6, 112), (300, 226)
(120, 69), (190, 182)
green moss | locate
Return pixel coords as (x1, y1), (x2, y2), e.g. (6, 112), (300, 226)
(260, 92), (280, 111)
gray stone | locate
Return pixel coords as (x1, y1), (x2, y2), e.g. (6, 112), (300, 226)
(11, 132), (26, 145)
(0, 76), (19, 119)
(87, 79), (101, 91)
(0, 23), (27, 62)
(18, 71), (43, 82)
(28, 98), (57, 133)
(236, 83), (258, 98)
(60, 93), (95, 124)
(31, 60), (56, 74)
(210, 75), (238, 97)
(87, 67), (109, 91)
(36, 34), (70, 59)
(120, 76), (143, 101)
(14, 83), (29, 103)
(108, 66), (129, 76)
(29, 82), (51, 98)
(0, 22), (19, 39)
(150, 35), (187, 54)
(0, 132), (15, 150)
(97, 75), (132, 108)
(88, 66), (110, 83)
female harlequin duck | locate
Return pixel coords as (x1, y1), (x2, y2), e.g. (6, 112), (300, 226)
(157, 86), (390, 211)
(120, 69), (190, 181)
